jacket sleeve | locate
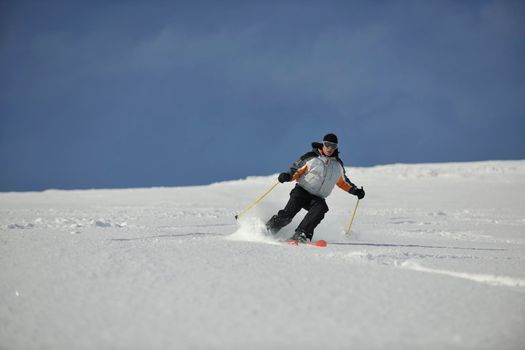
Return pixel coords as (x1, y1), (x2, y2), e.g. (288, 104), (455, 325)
(336, 158), (356, 192)
(286, 151), (317, 180)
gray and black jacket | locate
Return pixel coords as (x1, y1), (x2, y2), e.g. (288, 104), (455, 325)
(285, 142), (356, 198)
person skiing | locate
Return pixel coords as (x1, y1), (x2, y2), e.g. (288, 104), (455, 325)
(266, 133), (365, 243)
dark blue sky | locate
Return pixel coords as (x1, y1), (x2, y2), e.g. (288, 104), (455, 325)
(1, 0), (524, 191)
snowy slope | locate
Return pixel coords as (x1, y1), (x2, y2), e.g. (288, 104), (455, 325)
(1, 160), (524, 349)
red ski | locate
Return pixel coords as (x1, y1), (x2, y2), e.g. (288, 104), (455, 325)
(287, 239), (327, 247)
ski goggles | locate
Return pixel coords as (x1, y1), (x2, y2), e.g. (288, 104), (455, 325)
(323, 141), (338, 149)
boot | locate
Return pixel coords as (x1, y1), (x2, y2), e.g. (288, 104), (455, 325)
(290, 231), (309, 243)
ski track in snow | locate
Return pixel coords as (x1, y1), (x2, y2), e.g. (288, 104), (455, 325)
(399, 261), (525, 288)
(1, 160), (525, 349)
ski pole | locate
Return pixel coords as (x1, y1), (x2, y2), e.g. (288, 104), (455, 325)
(235, 180), (280, 220)
(345, 198), (360, 235)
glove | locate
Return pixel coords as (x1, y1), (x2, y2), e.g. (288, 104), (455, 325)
(278, 172), (292, 183)
(349, 186), (365, 199)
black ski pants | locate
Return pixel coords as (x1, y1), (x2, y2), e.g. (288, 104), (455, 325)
(266, 185), (329, 239)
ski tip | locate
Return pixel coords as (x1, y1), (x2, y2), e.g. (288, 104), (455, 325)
(309, 240), (327, 247)
(286, 239), (327, 247)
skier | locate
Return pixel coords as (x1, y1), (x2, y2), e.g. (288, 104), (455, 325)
(266, 133), (365, 243)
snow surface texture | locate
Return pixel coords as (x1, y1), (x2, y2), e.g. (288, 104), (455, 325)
(1, 160), (524, 349)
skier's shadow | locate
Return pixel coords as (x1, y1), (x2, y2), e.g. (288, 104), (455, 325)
(330, 242), (507, 252)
